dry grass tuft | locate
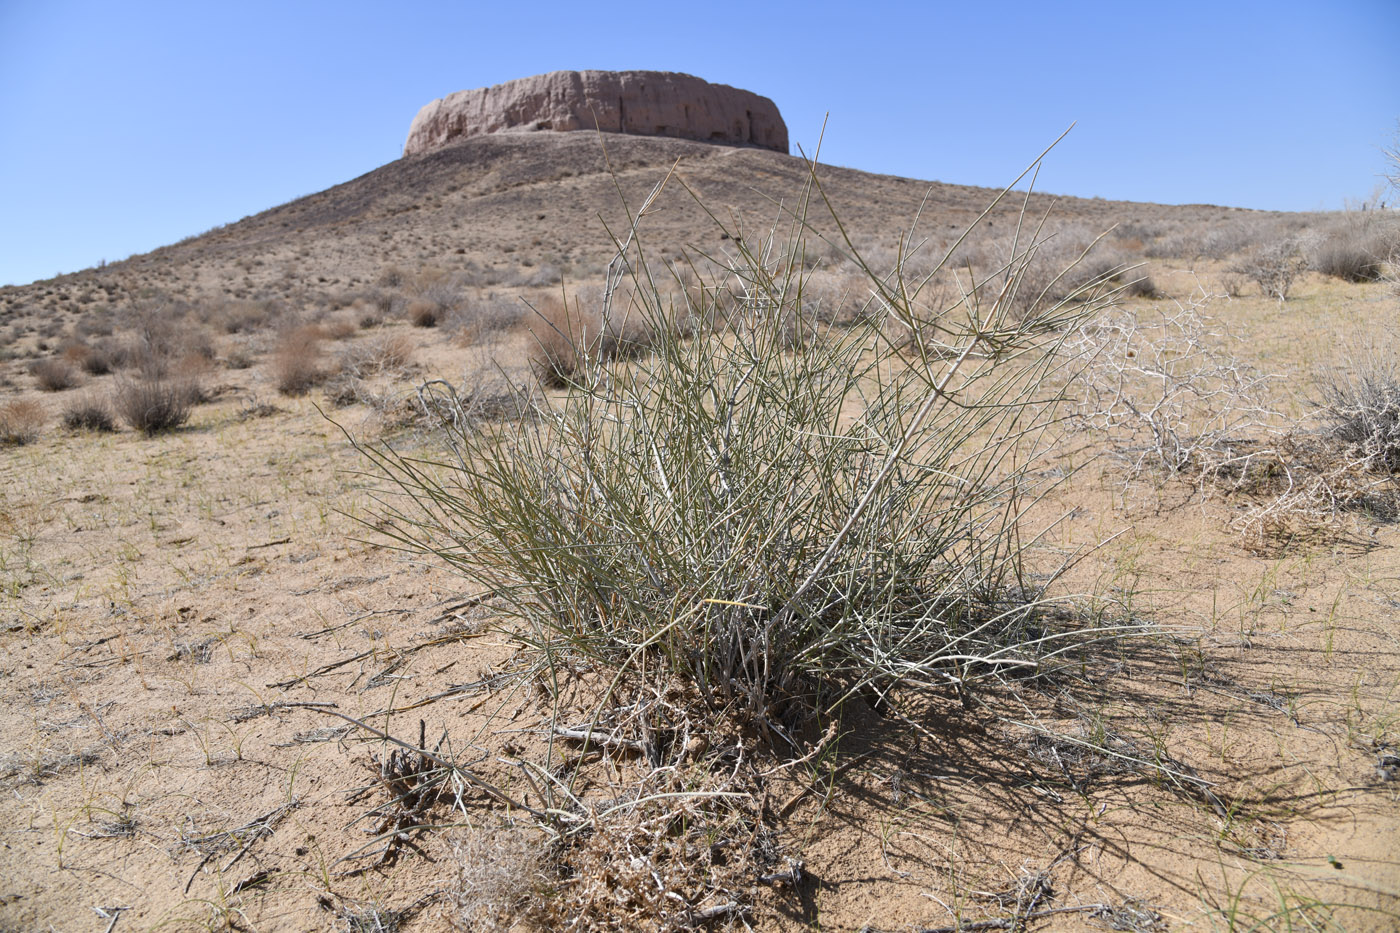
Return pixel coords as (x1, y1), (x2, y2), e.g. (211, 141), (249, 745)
(272, 325), (328, 395)
(448, 826), (546, 932)
(62, 397), (116, 432)
(0, 398), (44, 445)
(114, 365), (195, 435)
(31, 357), (79, 392)
(1311, 218), (1398, 282)
(527, 292), (655, 386)
(62, 340), (112, 375)
(406, 299), (441, 328)
(1318, 342), (1400, 473)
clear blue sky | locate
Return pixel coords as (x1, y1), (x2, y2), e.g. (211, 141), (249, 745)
(2, 0), (1396, 287)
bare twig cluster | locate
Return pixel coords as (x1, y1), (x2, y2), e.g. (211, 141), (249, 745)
(1071, 293), (1399, 549)
(1230, 238), (1309, 303)
(1067, 289), (1280, 482)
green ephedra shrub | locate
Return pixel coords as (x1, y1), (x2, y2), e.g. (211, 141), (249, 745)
(360, 159), (1122, 740)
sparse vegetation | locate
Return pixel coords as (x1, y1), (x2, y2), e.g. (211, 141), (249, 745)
(449, 294), (521, 341)
(340, 332), (414, 375)
(61, 340), (112, 375)
(0, 131), (1396, 933)
(448, 826), (545, 932)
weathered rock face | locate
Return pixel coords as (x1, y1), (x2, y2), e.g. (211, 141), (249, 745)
(404, 70), (788, 157)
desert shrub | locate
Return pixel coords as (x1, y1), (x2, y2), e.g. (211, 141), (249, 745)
(62, 398), (116, 432)
(1232, 239), (1308, 303)
(405, 299), (441, 328)
(1218, 270), (1247, 298)
(1062, 246), (1161, 300)
(798, 269), (872, 324)
(363, 172), (1114, 737)
(31, 357), (78, 392)
(322, 315), (358, 340)
(525, 295), (579, 384)
(1310, 220), (1397, 282)
(1111, 221), (1160, 246)
(272, 325), (327, 395)
(61, 341), (92, 367)
(1312, 236), (1382, 282)
(180, 327), (217, 361)
(409, 349), (539, 429)
(364, 288), (401, 323)
(114, 367), (194, 435)
(1385, 255), (1400, 299)
(408, 273), (467, 326)
(94, 336), (138, 371)
(339, 333), (415, 376)
(1318, 343), (1400, 473)
(321, 374), (368, 409)
(448, 296), (521, 341)
(0, 399), (44, 445)
(1144, 229), (1201, 260)
(1119, 271), (1162, 299)
(518, 263), (561, 288)
(223, 344), (255, 369)
(74, 342), (112, 375)
(173, 355), (214, 403)
(121, 297), (183, 362)
(527, 292), (656, 386)
(376, 265), (408, 289)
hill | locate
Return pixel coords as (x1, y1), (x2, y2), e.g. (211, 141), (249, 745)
(1, 131), (1272, 327)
